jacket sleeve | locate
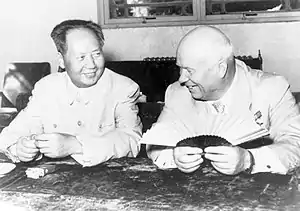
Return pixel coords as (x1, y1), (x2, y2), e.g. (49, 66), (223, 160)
(0, 79), (47, 162)
(71, 82), (142, 167)
(143, 83), (192, 169)
(249, 76), (300, 174)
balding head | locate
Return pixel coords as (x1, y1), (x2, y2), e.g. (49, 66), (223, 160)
(176, 26), (236, 101)
(177, 26), (233, 67)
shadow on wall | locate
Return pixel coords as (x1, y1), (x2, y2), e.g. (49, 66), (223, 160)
(104, 52), (117, 61)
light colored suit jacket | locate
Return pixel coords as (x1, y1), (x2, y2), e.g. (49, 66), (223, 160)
(143, 60), (300, 174)
(0, 69), (142, 166)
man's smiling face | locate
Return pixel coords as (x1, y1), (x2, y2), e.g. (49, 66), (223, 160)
(60, 28), (105, 88)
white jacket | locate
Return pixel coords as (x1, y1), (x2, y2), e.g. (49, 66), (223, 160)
(143, 60), (300, 174)
(0, 68), (142, 166)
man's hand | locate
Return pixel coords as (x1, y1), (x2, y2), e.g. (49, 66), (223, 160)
(204, 146), (251, 175)
(173, 146), (204, 173)
(16, 136), (40, 162)
(34, 133), (82, 158)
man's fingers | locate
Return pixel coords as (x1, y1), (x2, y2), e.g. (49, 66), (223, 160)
(176, 156), (203, 171)
(177, 146), (203, 155)
(34, 133), (52, 141)
(20, 138), (37, 148)
(211, 162), (229, 170)
(178, 162), (202, 173)
(174, 146), (204, 173)
(41, 151), (56, 158)
(17, 150), (38, 160)
(39, 147), (50, 154)
(204, 146), (230, 154)
(34, 140), (49, 149)
(39, 147), (56, 157)
(204, 153), (227, 163)
(19, 156), (34, 162)
(19, 144), (39, 154)
(22, 142), (38, 149)
(178, 154), (202, 164)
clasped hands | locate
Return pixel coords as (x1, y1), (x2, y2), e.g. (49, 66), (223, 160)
(173, 145), (251, 175)
(16, 133), (83, 162)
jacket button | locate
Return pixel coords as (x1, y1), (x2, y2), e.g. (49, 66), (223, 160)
(77, 121), (82, 126)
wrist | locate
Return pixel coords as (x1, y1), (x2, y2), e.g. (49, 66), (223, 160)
(70, 136), (83, 155)
(244, 150), (255, 174)
(6, 144), (20, 163)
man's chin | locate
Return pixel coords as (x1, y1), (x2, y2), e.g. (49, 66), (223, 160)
(190, 92), (212, 101)
(76, 78), (98, 88)
(82, 74), (101, 85)
(191, 93), (204, 101)
(84, 80), (98, 87)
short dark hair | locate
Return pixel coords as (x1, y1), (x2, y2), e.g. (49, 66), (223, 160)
(50, 19), (105, 55)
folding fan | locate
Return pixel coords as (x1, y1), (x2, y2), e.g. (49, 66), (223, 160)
(140, 108), (269, 147)
(197, 110), (269, 146)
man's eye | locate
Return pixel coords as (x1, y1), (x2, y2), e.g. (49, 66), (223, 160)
(92, 52), (101, 57)
(180, 67), (193, 75)
(77, 56), (85, 61)
(185, 68), (194, 75)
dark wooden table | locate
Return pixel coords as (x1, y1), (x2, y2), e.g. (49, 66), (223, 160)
(0, 156), (300, 211)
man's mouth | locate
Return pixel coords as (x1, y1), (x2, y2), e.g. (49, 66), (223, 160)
(83, 72), (97, 77)
(84, 72), (95, 74)
(186, 85), (197, 89)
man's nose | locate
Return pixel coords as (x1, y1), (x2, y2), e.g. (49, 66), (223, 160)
(84, 55), (96, 68)
(178, 70), (189, 84)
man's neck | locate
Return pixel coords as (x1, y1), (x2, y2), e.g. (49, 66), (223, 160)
(207, 63), (236, 102)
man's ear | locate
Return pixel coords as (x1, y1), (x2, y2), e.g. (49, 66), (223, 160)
(217, 61), (228, 79)
(58, 52), (65, 69)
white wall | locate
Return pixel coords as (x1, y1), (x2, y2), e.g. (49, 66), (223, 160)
(0, 0), (98, 88)
(1, 0), (300, 91)
(103, 22), (300, 91)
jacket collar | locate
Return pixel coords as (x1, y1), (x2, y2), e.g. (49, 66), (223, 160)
(206, 59), (253, 114)
(64, 69), (109, 105)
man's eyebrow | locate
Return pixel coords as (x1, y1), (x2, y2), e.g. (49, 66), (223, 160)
(77, 49), (101, 55)
(177, 64), (195, 71)
(91, 48), (101, 52)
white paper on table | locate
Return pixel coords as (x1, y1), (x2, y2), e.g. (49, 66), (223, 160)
(0, 163), (16, 177)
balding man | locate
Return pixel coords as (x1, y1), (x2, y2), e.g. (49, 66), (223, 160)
(141, 26), (300, 175)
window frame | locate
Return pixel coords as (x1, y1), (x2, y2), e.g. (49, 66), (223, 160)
(98, 0), (300, 28)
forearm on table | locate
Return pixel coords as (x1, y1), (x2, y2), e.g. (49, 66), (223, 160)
(72, 129), (141, 167)
(1, 143), (20, 163)
(146, 145), (176, 169)
(249, 138), (300, 174)
(267, 139), (300, 171)
(0, 110), (44, 160)
(0, 122), (41, 151)
(0, 132), (32, 163)
(142, 121), (189, 169)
